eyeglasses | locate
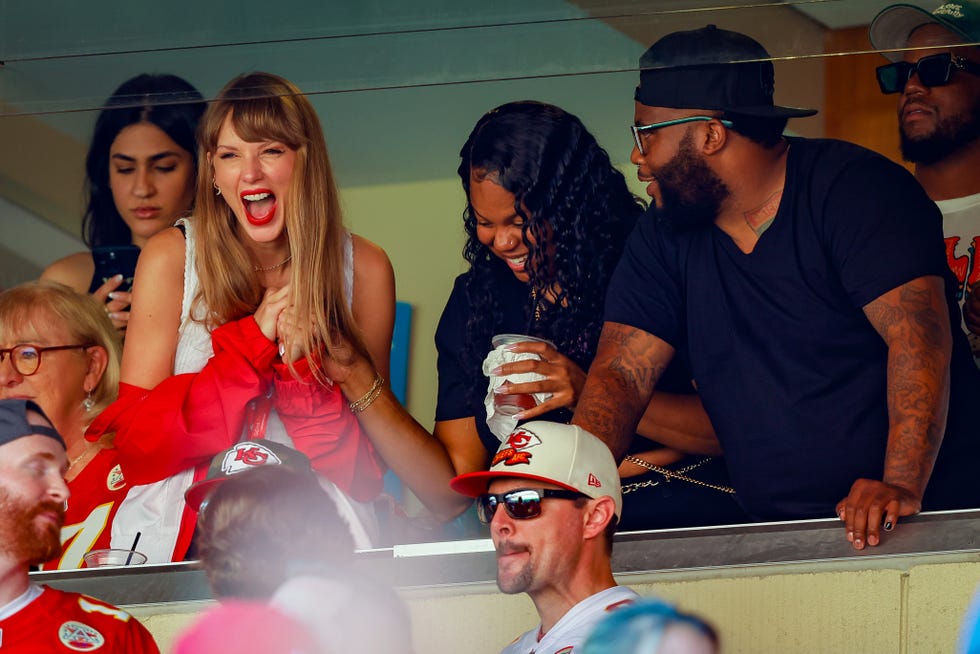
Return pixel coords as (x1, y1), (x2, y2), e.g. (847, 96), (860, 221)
(876, 52), (980, 94)
(0, 344), (93, 376)
(476, 488), (585, 524)
(631, 116), (734, 155)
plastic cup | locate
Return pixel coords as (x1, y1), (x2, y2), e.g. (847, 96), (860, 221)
(490, 334), (555, 415)
(82, 548), (148, 568)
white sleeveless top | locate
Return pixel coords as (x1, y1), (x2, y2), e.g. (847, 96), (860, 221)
(173, 218), (355, 374)
(112, 219), (376, 559)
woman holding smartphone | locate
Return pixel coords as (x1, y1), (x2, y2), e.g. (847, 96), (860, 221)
(42, 74), (205, 333)
(88, 72), (393, 559)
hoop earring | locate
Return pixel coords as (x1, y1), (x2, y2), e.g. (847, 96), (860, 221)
(83, 390), (95, 413)
(213, 181), (222, 196)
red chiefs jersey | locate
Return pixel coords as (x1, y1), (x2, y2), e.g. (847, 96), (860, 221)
(40, 449), (129, 570)
(39, 448), (201, 567)
(0, 586), (159, 653)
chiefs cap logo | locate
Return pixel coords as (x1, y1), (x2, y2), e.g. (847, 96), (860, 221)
(505, 427), (541, 451)
(492, 427), (543, 467)
(220, 442), (282, 476)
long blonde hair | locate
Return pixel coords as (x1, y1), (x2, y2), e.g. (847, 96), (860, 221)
(194, 72), (370, 382)
(0, 280), (121, 415)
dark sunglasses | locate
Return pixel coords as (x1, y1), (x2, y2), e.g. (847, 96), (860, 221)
(876, 52), (980, 94)
(476, 488), (585, 524)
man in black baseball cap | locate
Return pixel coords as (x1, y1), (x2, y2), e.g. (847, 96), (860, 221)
(573, 25), (980, 550)
(870, 3), (980, 368)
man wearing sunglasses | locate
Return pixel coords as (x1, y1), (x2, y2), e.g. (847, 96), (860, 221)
(451, 421), (640, 654)
(572, 25), (980, 553)
(871, 2), (980, 369)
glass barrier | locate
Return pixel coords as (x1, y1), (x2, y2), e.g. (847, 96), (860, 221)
(2, 0), (976, 550)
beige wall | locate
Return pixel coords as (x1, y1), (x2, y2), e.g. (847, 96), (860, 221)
(129, 556), (980, 653)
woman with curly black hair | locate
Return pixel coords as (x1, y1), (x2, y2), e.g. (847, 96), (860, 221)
(320, 101), (745, 530)
(434, 101), (747, 530)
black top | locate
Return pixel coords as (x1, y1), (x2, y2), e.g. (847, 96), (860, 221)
(436, 265), (697, 456)
(605, 137), (980, 520)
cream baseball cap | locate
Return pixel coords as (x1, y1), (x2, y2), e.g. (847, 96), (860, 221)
(450, 421), (622, 519)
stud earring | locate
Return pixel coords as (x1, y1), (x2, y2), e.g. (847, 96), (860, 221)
(83, 390), (95, 413)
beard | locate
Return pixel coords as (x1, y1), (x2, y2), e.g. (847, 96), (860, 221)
(654, 131), (731, 233)
(901, 100), (980, 164)
(494, 540), (535, 595)
(0, 487), (64, 566)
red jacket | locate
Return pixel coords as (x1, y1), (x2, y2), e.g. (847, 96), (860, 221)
(87, 316), (385, 502)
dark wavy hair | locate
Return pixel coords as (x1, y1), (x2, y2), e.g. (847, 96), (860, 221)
(82, 73), (205, 248)
(457, 101), (645, 379)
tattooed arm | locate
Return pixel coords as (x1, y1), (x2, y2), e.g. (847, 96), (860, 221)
(572, 322), (677, 460)
(836, 275), (951, 550)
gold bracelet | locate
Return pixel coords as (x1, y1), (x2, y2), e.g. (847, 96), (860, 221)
(349, 374), (384, 414)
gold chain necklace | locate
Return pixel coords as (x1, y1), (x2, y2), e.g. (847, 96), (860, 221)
(622, 455), (735, 494)
(253, 254), (292, 272)
(68, 442), (101, 473)
(531, 287), (542, 323)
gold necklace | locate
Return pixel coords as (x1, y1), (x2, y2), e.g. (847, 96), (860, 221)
(253, 254), (292, 272)
(68, 442), (101, 472)
(531, 287), (542, 323)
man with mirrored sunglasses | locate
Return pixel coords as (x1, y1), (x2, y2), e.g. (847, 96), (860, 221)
(451, 421), (642, 654)
(871, 2), (980, 369)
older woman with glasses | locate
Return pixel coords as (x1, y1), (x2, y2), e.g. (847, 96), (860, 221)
(0, 280), (131, 569)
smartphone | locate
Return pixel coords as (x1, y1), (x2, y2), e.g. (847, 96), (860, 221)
(89, 245), (141, 294)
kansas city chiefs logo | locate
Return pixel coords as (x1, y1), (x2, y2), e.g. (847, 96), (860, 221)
(492, 427), (542, 467)
(505, 427), (542, 451)
(105, 465), (126, 492)
(221, 442), (282, 476)
(58, 621), (105, 650)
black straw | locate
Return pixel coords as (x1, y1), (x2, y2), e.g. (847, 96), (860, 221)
(125, 532), (142, 565)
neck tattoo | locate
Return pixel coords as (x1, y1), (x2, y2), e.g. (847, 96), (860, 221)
(253, 254), (292, 272)
(744, 188), (783, 237)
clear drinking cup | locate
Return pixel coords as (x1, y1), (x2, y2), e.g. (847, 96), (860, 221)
(490, 334), (555, 416)
(82, 548), (148, 568)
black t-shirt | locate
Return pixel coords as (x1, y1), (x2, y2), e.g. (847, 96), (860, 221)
(435, 269), (535, 453)
(605, 137), (980, 520)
